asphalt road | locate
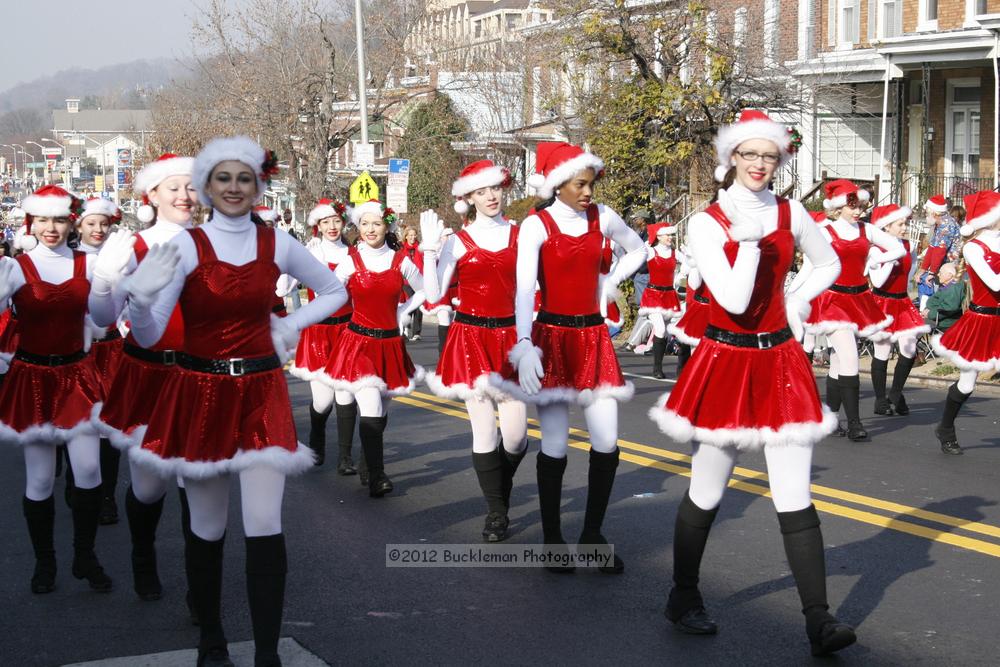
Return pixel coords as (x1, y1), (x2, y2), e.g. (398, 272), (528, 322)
(2, 329), (999, 666)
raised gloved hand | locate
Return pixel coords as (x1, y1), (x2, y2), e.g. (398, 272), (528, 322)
(270, 314), (299, 364)
(717, 188), (764, 242)
(124, 242), (180, 308)
(93, 229), (136, 286)
(785, 295), (811, 342)
(509, 338), (544, 395)
(598, 275), (619, 319)
(418, 210), (447, 254)
(0, 259), (16, 305)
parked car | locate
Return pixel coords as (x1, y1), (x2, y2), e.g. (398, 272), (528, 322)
(0, 196), (17, 212)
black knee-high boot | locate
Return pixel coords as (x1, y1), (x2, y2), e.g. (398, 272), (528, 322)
(870, 358), (893, 415)
(179, 487), (199, 626)
(71, 486), (113, 591)
(579, 448), (625, 574)
(335, 401), (358, 476)
(187, 532), (230, 666)
(651, 336), (666, 379)
(888, 355), (916, 415)
(500, 444), (528, 510)
(677, 343), (691, 376)
(125, 486), (164, 600)
(246, 534), (287, 667)
(473, 449), (509, 542)
(359, 415), (392, 497)
(838, 375), (867, 441)
(936, 383), (971, 455)
(99, 439), (121, 524)
(411, 309), (423, 338)
(23, 495), (56, 594)
(778, 505), (856, 656)
(536, 452), (573, 573)
(665, 492), (719, 634)
(825, 375), (845, 437)
(308, 404), (332, 467)
(437, 324), (450, 356)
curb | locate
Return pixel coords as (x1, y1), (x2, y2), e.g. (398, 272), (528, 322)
(811, 367), (1000, 397)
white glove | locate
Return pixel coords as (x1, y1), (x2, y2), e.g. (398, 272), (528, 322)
(785, 296), (811, 342)
(717, 188), (763, 242)
(509, 338), (543, 395)
(598, 275), (619, 319)
(418, 209), (446, 253)
(0, 260), (16, 305)
(270, 314), (299, 364)
(93, 229), (136, 285)
(125, 243), (180, 308)
(397, 304), (412, 334)
(305, 236), (321, 250)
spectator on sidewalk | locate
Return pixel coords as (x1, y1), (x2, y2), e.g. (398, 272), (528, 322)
(921, 262), (965, 332)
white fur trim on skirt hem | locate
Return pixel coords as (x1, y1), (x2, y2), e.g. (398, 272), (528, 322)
(129, 440), (316, 480)
(667, 322), (701, 347)
(805, 315), (893, 340)
(888, 323), (931, 343)
(287, 364), (329, 383)
(638, 307), (681, 318)
(92, 403), (147, 451)
(931, 335), (1000, 372)
(488, 373), (634, 406)
(425, 372), (516, 402)
(647, 392), (838, 450)
(318, 365), (425, 397)
(0, 401), (103, 445)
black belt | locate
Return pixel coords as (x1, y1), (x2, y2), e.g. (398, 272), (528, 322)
(14, 349), (87, 366)
(647, 283), (676, 292)
(704, 325), (794, 350)
(830, 284), (869, 295)
(319, 313), (352, 326)
(97, 329), (123, 343)
(694, 294), (710, 305)
(455, 312), (516, 328)
(536, 311), (605, 328)
(124, 343), (179, 366)
(177, 353), (282, 376)
(272, 303), (286, 314)
(969, 303), (1000, 316)
(872, 287), (907, 299)
(348, 321), (400, 339)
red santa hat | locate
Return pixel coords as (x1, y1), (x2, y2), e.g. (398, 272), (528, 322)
(133, 153), (195, 224)
(81, 197), (122, 224)
(924, 194), (948, 214)
(647, 223), (677, 240)
(959, 190), (1000, 236)
(349, 199), (400, 232)
(869, 204), (911, 230)
(809, 210), (828, 224)
(527, 142), (604, 199)
(451, 160), (512, 214)
(308, 198), (348, 227)
(713, 109), (795, 182)
(22, 184), (80, 220)
(822, 179), (871, 210)
(192, 136), (277, 209)
(253, 205), (277, 223)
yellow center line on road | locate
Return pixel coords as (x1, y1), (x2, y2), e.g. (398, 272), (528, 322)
(396, 391), (1000, 558)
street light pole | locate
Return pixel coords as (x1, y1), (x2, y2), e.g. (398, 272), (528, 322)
(354, 0), (369, 147)
(1, 145), (17, 179)
(26, 141), (48, 183)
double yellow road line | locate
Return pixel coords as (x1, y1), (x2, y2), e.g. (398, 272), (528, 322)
(395, 390), (1000, 559)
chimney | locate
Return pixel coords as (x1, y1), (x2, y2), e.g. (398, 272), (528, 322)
(66, 98), (80, 114)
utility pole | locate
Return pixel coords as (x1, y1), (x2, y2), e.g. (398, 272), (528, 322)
(355, 0), (369, 146)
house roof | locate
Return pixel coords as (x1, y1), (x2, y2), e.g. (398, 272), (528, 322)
(52, 109), (153, 134)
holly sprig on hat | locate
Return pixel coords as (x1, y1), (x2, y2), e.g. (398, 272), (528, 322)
(261, 150), (280, 183)
(68, 196), (85, 222)
(383, 207), (398, 227)
(787, 127), (803, 154)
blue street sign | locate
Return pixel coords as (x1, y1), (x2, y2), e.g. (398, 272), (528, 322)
(388, 158), (410, 175)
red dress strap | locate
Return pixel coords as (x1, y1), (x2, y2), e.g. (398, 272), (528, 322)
(256, 226), (276, 261)
(586, 204), (600, 232)
(858, 221), (867, 239)
(703, 203), (734, 241)
(456, 229), (477, 252)
(134, 235), (149, 262)
(507, 224), (519, 247)
(72, 251), (87, 279)
(391, 248), (406, 270)
(776, 197), (791, 231)
(348, 246), (365, 271)
(824, 223), (842, 242)
(971, 239), (991, 253)
(535, 208), (559, 237)
(15, 254), (41, 283)
(188, 228), (218, 263)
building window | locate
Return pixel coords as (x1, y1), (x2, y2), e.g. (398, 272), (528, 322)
(840, 0), (861, 44)
(918, 0), (938, 29)
(706, 11), (718, 74)
(947, 81), (982, 177)
(828, 0), (837, 47)
(882, 0), (902, 37)
(816, 115), (890, 180)
(764, 0), (779, 67)
(734, 7), (748, 74)
(977, 0), (987, 15)
(799, 0), (815, 59)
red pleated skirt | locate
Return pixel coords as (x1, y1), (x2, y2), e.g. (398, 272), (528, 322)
(97, 354), (177, 448)
(649, 336), (836, 450)
(806, 289), (892, 338)
(426, 321), (518, 400)
(669, 299), (710, 346)
(289, 321), (349, 382)
(639, 288), (682, 317)
(321, 329), (421, 396)
(0, 355), (103, 443)
(873, 295), (930, 342)
(0, 310), (17, 372)
(932, 311), (1000, 372)
(91, 338), (124, 393)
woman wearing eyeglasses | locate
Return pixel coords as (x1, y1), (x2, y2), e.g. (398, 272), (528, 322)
(651, 111), (856, 656)
(801, 180), (904, 441)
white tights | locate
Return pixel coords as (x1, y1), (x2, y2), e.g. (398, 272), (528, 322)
(537, 398), (619, 458)
(873, 336), (918, 361)
(826, 328), (859, 378)
(184, 467), (286, 541)
(309, 380), (354, 413)
(24, 434), (101, 501)
(688, 443), (813, 513)
(958, 369), (977, 395)
(649, 312), (666, 338)
(354, 387), (389, 418)
(802, 332), (816, 354)
(465, 397), (528, 454)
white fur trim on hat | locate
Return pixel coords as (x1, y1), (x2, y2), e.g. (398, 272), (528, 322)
(133, 156), (194, 195)
(960, 202), (1000, 236)
(136, 205), (155, 224)
(533, 153), (604, 199)
(822, 189), (870, 211)
(451, 165), (509, 198)
(12, 225), (36, 251)
(872, 206), (911, 229)
(308, 204), (341, 226)
(656, 225), (677, 235)
(924, 198), (948, 213)
(192, 136), (266, 207)
(714, 119), (792, 182)
(350, 201), (384, 225)
(22, 193), (74, 218)
(81, 198), (119, 220)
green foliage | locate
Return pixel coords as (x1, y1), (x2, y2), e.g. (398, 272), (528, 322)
(506, 196), (540, 223)
(395, 96), (469, 215)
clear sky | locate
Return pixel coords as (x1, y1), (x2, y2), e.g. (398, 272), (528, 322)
(0, 0), (219, 94)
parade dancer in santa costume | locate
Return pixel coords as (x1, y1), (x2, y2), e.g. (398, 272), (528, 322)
(0, 211), (30, 375)
(492, 142), (646, 574)
(918, 194), (961, 308)
(667, 250), (707, 376)
(868, 204), (929, 416)
(931, 191), (1000, 455)
(320, 199), (423, 496)
(0, 185), (113, 595)
(419, 160), (529, 542)
(400, 226), (424, 340)
(797, 210), (830, 365)
(650, 111), (856, 656)
(124, 137), (347, 667)
(88, 153), (199, 604)
(800, 179), (904, 441)
(286, 198), (360, 473)
(640, 223), (684, 378)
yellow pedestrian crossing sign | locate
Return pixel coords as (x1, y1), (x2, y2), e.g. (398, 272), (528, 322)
(349, 171), (380, 204)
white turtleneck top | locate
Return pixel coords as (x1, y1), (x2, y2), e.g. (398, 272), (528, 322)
(3, 242), (96, 292)
(690, 183), (840, 314)
(515, 198), (646, 340)
(127, 211), (347, 348)
(334, 241), (422, 292)
(423, 211), (515, 303)
(276, 237), (351, 296)
(964, 229), (1000, 291)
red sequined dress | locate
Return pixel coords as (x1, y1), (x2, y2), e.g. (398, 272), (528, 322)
(668, 279), (710, 347)
(872, 239), (929, 342)
(289, 251), (353, 383)
(639, 248), (682, 318)
(932, 238), (1000, 371)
